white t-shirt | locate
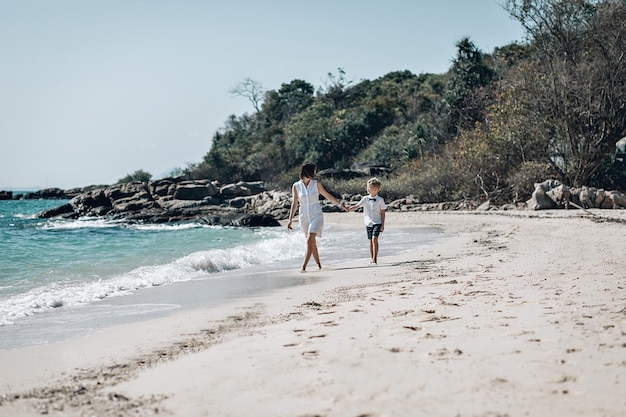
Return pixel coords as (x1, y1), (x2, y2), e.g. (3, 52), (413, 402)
(356, 195), (386, 226)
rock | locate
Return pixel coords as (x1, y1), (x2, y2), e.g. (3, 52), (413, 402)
(236, 181), (265, 195)
(229, 213), (280, 227)
(173, 182), (216, 200)
(578, 186), (595, 208)
(70, 189), (111, 214)
(197, 213), (280, 227)
(112, 198), (156, 213)
(500, 203), (519, 211)
(229, 196), (252, 209)
(31, 179), (282, 225)
(528, 182), (624, 210)
(220, 183), (251, 197)
(37, 203), (77, 219)
(0, 191), (12, 200)
(476, 200), (491, 211)
(545, 184), (570, 208)
(150, 178), (178, 196)
(576, 186), (599, 208)
(88, 206), (112, 216)
(23, 188), (68, 199)
(603, 190), (626, 209)
(526, 179), (562, 210)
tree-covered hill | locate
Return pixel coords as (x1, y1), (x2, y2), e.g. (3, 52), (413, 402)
(183, 0), (625, 203)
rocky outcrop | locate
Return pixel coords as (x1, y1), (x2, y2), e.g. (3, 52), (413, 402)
(24, 175), (626, 227)
(36, 179), (283, 227)
(21, 188), (69, 199)
(526, 180), (626, 210)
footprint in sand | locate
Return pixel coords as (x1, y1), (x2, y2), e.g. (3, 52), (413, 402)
(301, 350), (319, 359)
(429, 347), (463, 359)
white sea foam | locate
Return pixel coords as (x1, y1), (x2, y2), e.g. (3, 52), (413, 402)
(39, 218), (214, 232)
(0, 229), (304, 326)
(131, 223), (208, 231)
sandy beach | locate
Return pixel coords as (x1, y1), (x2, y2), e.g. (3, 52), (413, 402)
(0, 210), (625, 417)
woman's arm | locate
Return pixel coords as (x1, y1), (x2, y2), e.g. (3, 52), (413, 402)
(287, 184), (299, 229)
(317, 181), (344, 209)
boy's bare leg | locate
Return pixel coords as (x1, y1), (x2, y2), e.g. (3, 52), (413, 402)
(371, 236), (379, 264)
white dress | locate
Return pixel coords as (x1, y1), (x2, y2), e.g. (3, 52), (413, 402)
(294, 179), (324, 237)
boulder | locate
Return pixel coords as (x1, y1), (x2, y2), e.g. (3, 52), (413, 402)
(476, 200), (492, 211)
(150, 179), (177, 196)
(545, 184), (570, 208)
(526, 179), (563, 210)
(236, 181), (265, 195)
(603, 190), (626, 209)
(70, 189), (111, 214)
(37, 203), (76, 219)
(229, 196), (252, 209)
(220, 183), (252, 197)
(112, 196), (156, 213)
(577, 186), (597, 208)
(532, 183), (624, 210)
(173, 182), (217, 200)
(105, 182), (148, 200)
(595, 189), (607, 207)
(87, 206), (112, 216)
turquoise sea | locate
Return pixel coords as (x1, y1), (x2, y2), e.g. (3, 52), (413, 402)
(0, 198), (443, 350)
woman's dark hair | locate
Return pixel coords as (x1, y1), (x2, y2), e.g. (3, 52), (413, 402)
(299, 161), (317, 179)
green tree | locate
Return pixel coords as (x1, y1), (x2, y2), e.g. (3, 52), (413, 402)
(261, 79), (315, 125)
(444, 37), (495, 136)
(504, 0), (626, 186)
(117, 169), (152, 184)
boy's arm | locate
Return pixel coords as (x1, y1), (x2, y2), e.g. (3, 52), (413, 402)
(380, 209), (386, 232)
(346, 198), (364, 212)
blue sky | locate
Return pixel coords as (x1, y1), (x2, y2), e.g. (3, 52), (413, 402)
(0, 0), (524, 190)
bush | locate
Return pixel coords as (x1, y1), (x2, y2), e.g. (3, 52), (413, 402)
(506, 161), (554, 201)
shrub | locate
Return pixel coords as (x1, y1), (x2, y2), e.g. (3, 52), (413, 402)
(506, 161), (554, 201)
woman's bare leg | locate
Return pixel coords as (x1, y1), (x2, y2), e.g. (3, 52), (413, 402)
(311, 235), (321, 269)
(301, 232), (318, 271)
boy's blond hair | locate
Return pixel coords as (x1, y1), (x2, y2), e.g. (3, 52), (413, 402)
(367, 177), (381, 188)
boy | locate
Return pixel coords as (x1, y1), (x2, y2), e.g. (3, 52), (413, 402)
(346, 177), (386, 265)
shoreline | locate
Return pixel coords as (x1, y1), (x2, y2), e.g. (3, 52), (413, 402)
(0, 215), (442, 351)
(0, 210), (625, 416)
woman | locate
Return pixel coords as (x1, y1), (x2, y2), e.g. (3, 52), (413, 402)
(287, 161), (346, 272)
